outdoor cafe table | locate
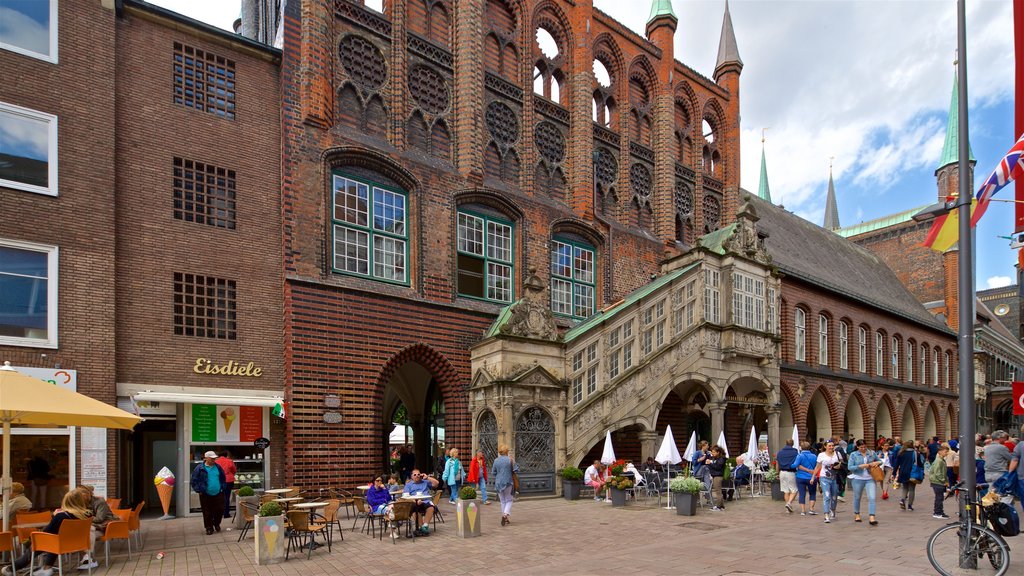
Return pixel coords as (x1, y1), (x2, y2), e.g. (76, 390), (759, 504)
(292, 501), (328, 553)
(273, 497), (304, 511)
(355, 485), (371, 492)
(265, 488), (292, 495)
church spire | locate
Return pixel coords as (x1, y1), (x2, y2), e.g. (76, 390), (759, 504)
(648, 0), (677, 23)
(823, 160), (840, 230)
(714, 0), (743, 79)
(758, 129), (771, 203)
(937, 70), (975, 171)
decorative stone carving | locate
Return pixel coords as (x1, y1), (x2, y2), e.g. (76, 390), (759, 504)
(497, 269), (560, 342)
(796, 381), (806, 399)
(834, 384), (844, 402)
(702, 331), (721, 349)
(722, 196), (771, 265)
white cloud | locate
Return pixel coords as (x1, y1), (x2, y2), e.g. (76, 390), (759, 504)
(986, 276), (1012, 289)
(0, 7), (49, 56)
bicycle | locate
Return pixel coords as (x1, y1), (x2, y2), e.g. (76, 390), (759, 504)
(926, 481), (1011, 576)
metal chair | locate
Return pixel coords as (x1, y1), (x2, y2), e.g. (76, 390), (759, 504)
(322, 499), (344, 543)
(236, 501), (259, 542)
(383, 501), (415, 544)
(429, 490), (444, 529)
(285, 510), (329, 560)
(351, 496), (381, 536)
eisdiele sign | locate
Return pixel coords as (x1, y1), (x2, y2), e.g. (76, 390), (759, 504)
(193, 358), (263, 377)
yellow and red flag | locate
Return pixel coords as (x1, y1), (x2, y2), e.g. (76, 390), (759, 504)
(922, 195), (977, 252)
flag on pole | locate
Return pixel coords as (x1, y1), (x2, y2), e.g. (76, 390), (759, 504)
(923, 195), (977, 252)
(972, 131), (1024, 226)
(271, 402), (287, 420)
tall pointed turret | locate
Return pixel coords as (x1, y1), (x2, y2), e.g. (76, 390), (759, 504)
(758, 132), (771, 203)
(648, 0), (677, 22)
(823, 163), (840, 230)
(714, 0), (743, 79)
(937, 72), (975, 171)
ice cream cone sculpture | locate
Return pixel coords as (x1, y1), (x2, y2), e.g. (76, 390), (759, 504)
(220, 408), (236, 433)
(264, 521), (280, 552)
(153, 466), (176, 518)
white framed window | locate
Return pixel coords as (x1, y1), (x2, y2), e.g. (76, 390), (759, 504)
(0, 102), (58, 196)
(551, 238), (595, 319)
(906, 341), (913, 382)
(891, 336), (899, 379)
(818, 314), (828, 366)
(731, 272), (764, 330)
(932, 348), (939, 387)
(0, 238), (58, 348)
(920, 344), (927, 385)
(333, 173), (408, 284)
(858, 327), (867, 373)
(457, 210), (513, 302)
(704, 269), (720, 324)
(794, 308), (805, 362)
(767, 287), (777, 333)
(875, 332), (884, 376)
(944, 352), (950, 388)
(586, 342), (598, 395)
(839, 321), (848, 370)
(0, 0), (58, 63)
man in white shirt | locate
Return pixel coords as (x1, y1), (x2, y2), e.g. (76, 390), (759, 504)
(584, 460), (606, 501)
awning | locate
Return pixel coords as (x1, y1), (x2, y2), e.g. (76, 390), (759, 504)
(131, 391), (282, 407)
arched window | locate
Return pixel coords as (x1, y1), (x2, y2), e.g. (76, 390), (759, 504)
(944, 351), (951, 388)
(875, 331), (885, 376)
(533, 26), (564, 104)
(891, 336), (900, 380)
(818, 314), (828, 366)
(932, 346), (940, 387)
(795, 308), (806, 362)
(858, 326), (867, 373)
(906, 340), (913, 382)
(839, 321), (849, 370)
(550, 237), (596, 319)
(920, 344), (927, 385)
(592, 57), (616, 129)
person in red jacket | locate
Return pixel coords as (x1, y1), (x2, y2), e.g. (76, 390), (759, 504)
(467, 450), (490, 505)
(215, 451), (237, 519)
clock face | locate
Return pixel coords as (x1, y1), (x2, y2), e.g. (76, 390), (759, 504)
(994, 304), (1010, 316)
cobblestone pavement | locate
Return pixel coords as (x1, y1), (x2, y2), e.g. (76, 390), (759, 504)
(99, 488), (1023, 576)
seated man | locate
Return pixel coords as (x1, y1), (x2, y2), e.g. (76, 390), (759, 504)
(584, 460), (606, 501)
(402, 468), (439, 536)
(77, 484), (119, 570)
(1, 482), (31, 530)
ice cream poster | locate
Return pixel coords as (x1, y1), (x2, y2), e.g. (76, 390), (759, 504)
(191, 404), (263, 442)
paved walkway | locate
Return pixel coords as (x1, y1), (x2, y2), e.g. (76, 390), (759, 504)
(100, 487), (1023, 576)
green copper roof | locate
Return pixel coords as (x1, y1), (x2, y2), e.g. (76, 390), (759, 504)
(938, 73), (975, 170)
(648, 0), (677, 22)
(758, 145), (771, 203)
(834, 204), (930, 238)
(483, 301), (515, 339)
(564, 262), (698, 344)
(697, 223), (738, 256)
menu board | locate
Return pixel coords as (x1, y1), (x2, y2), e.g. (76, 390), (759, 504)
(192, 404), (263, 443)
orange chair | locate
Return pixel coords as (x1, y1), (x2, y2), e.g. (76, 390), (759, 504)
(30, 518), (92, 575)
(127, 501), (145, 550)
(14, 511), (52, 550)
(0, 531), (16, 575)
(97, 520), (131, 568)
(105, 498), (121, 510)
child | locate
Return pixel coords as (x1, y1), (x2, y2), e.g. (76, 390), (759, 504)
(387, 474), (401, 493)
(929, 443), (950, 519)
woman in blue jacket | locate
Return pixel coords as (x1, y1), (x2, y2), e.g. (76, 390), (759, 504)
(893, 442), (923, 511)
(442, 448), (464, 504)
(794, 442), (819, 516)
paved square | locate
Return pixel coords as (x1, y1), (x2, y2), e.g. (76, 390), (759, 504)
(100, 488), (1024, 575)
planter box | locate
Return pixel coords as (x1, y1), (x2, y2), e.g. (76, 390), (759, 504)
(254, 515), (286, 565)
(675, 492), (698, 516)
(609, 487), (627, 507)
(770, 481), (784, 501)
(563, 480), (582, 501)
(455, 499), (481, 538)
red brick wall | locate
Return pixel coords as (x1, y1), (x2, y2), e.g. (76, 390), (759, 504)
(0, 1), (119, 493)
(846, 220), (945, 306)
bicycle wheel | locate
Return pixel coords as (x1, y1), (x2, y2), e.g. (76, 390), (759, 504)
(927, 523), (1010, 576)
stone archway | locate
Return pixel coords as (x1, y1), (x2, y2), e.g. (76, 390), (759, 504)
(946, 404), (955, 439)
(875, 396), (894, 440)
(923, 402), (939, 440)
(724, 375), (773, 457)
(901, 401), (918, 442)
(656, 379), (716, 449)
(806, 387), (833, 444)
(843, 392), (866, 441)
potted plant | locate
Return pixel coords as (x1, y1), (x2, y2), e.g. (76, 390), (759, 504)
(764, 467), (783, 500)
(254, 501), (285, 565)
(606, 475), (632, 507)
(455, 485), (481, 538)
(669, 476), (703, 516)
(559, 466), (584, 500)
(233, 485), (259, 530)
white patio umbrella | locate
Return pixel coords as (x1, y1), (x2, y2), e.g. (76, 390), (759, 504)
(716, 430), (730, 458)
(682, 430), (697, 462)
(655, 425), (683, 509)
(0, 362), (142, 531)
(600, 430), (616, 465)
(746, 426), (759, 469)
(792, 424), (801, 449)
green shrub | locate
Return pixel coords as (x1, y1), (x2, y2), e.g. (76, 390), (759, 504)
(606, 475), (632, 490)
(763, 468), (779, 482)
(669, 476), (704, 494)
(237, 486), (255, 497)
(458, 485), (477, 500)
(559, 466), (584, 481)
(258, 501), (283, 517)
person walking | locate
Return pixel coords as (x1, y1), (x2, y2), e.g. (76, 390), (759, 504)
(775, 439), (799, 514)
(847, 440), (880, 526)
(399, 445), (416, 483)
(930, 443), (950, 519)
(984, 430), (1012, 485)
(492, 445), (516, 526)
(794, 442), (819, 516)
(467, 450), (490, 505)
(811, 441), (841, 523)
(190, 450), (227, 534)
(443, 448), (465, 504)
(893, 441), (922, 511)
(879, 441), (893, 500)
(943, 441), (960, 488)
(215, 450), (237, 519)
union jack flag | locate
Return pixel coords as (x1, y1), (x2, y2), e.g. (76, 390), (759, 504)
(971, 131), (1024, 226)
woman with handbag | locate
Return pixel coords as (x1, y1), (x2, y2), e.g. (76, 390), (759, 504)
(810, 441), (842, 523)
(893, 441), (923, 511)
(879, 441), (893, 499)
(847, 439), (881, 525)
(443, 448), (465, 504)
(492, 445), (515, 526)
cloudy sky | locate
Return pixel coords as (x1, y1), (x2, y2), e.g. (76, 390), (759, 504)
(151, 0), (1019, 290)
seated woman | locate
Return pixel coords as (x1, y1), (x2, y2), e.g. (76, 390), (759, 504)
(1, 482), (32, 530)
(3, 488), (93, 576)
(366, 476), (393, 515)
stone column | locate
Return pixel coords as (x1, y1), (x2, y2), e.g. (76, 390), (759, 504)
(710, 401), (726, 450)
(638, 430), (659, 462)
(766, 407), (781, 456)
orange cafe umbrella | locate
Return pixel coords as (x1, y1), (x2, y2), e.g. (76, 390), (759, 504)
(0, 362), (142, 531)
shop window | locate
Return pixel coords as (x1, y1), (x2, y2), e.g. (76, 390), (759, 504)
(0, 432), (71, 510)
(457, 210), (513, 303)
(0, 239), (58, 348)
(173, 157), (236, 229)
(173, 272), (237, 340)
(173, 42), (236, 120)
(0, 0), (57, 62)
(550, 239), (595, 319)
(332, 172), (408, 284)
(0, 102), (58, 196)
